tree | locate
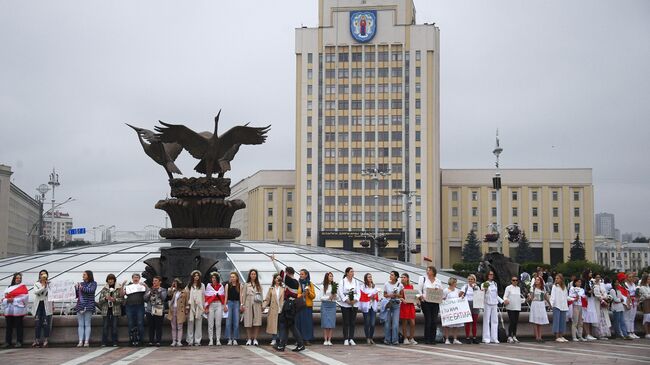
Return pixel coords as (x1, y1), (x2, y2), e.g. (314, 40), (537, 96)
(570, 234), (586, 261)
(515, 231), (535, 263)
(462, 230), (482, 263)
(632, 236), (649, 243)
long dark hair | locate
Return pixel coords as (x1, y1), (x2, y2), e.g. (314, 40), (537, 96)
(188, 271), (202, 289)
(364, 273), (374, 288)
(10, 272), (22, 286)
(322, 272), (333, 292)
(247, 269), (261, 292)
(83, 270), (94, 283)
(344, 267), (353, 279)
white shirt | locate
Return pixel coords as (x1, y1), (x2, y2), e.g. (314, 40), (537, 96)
(610, 287), (626, 312)
(504, 284), (522, 311)
(568, 286), (585, 307)
(550, 284), (569, 311)
(384, 281), (402, 299)
(338, 277), (360, 308)
(460, 283), (478, 302)
(483, 281), (502, 306)
(443, 287), (460, 300)
(274, 286), (282, 307)
(418, 276), (442, 302)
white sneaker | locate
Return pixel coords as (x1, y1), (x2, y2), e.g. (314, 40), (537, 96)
(632, 334), (640, 339)
(453, 339), (462, 345)
(349, 339), (356, 346)
(645, 334), (650, 339)
(507, 337), (513, 343)
(572, 337), (578, 342)
(445, 339), (451, 345)
(208, 340), (213, 346)
(586, 335), (597, 341)
(227, 339), (232, 346)
(216, 340), (221, 346)
(344, 339), (349, 346)
(410, 339), (418, 345)
(556, 338), (564, 343)
(76, 341), (83, 347)
(513, 337), (520, 343)
(83, 341), (89, 347)
(232, 340), (238, 346)
(403, 338), (411, 345)
(324, 340), (329, 345)
(245, 339), (251, 346)
(492, 340), (500, 344)
(271, 340), (276, 346)
(253, 340), (259, 346)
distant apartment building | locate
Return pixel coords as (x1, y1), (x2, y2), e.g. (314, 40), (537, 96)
(42, 211), (73, 243)
(595, 240), (650, 272)
(595, 212), (616, 239)
(231, 170), (295, 241)
(0, 164), (41, 258)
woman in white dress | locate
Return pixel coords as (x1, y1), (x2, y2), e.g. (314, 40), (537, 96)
(581, 270), (599, 341)
(442, 278), (464, 344)
(528, 276), (549, 342)
(592, 273), (611, 339)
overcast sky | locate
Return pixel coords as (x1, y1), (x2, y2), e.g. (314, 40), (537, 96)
(1, 0), (648, 239)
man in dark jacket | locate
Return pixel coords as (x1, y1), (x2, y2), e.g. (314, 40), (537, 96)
(271, 254), (304, 352)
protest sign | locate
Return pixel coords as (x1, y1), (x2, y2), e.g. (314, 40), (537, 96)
(425, 288), (443, 303)
(440, 297), (473, 327)
(47, 280), (76, 302)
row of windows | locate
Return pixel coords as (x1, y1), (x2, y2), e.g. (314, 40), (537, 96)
(323, 179), (404, 190)
(318, 115), (422, 126)
(267, 207), (293, 217)
(320, 67), (421, 79)
(452, 206), (581, 218)
(321, 50), (421, 63)
(451, 222), (581, 234)
(324, 131), (404, 142)
(323, 83), (421, 94)
(266, 222), (292, 233)
(324, 99), (414, 110)
(266, 191), (293, 202)
(452, 189), (582, 202)
(304, 163), (420, 175)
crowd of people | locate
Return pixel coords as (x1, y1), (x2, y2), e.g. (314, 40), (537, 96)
(2, 260), (649, 351)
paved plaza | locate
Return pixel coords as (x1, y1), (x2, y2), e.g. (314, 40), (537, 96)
(0, 339), (648, 365)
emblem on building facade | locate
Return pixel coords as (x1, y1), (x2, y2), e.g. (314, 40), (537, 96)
(350, 10), (377, 43)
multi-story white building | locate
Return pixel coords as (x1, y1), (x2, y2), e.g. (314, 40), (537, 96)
(0, 164), (41, 258)
(595, 240), (650, 272)
(295, 0), (440, 265)
(42, 211), (73, 243)
(595, 212), (616, 239)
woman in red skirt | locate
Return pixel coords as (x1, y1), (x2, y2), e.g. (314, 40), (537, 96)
(400, 273), (417, 344)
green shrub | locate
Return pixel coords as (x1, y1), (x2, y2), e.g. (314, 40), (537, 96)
(553, 260), (609, 278)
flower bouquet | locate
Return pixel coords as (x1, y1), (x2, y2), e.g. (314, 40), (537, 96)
(331, 282), (338, 295)
(482, 281), (490, 290)
(347, 288), (355, 302)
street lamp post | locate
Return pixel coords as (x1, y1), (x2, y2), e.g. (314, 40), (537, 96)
(35, 184), (50, 249)
(492, 130), (503, 254)
(48, 168), (60, 250)
(362, 166), (391, 257)
(400, 190), (417, 263)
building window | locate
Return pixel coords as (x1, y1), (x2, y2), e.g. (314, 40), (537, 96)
(268, 208), (273, 217)
(574, 223), (580, 234)
(307, 69), (313, 80)
(553, 223), (559, 233)
(307, 101), (312, 111)
(416, 228), (421, 239)
(287, 207), (292, 217)
(267, 223), (273, 232)
(471, 191), (478, 201)
(472, 222), (478, 231)
(351, 52), (362, 62)
(491, 191), (497, 201)
(491, 207), (497, 217)
(416, 163), (421, 173)
(553, 207), (559, 217)
(365, 52), (375, 62)
(533, 223), (539, 232)
(287, 223), (292, 232)
(307, 85), (312, 95)
(307, 116), (312, 126)
(532, 191), (538, 201)
(306, 164), (312, 174)
(472, 207), (478, 217)
(512, 191), (518, 201)
(574, 207), (580, 217)
(267, 192), (273, 201)
(415, 99), (421, 109)
(415, 50), (421, 61)
(306, 196), (311, 205)
(306, 180), (311, 190)
(306, 148), (312, 158)
(552, 191), (559, 201)
(452, 207), (458, 217)
(307, 53), (313, 63)
(452, 222), (459, 232)
(451, 191), (458, 201)
(573, 191), (580, 201)
(306, 212), (312, 222)
(415, 67), (421, 77)
(339, 53), (348, 62)
(512, 207), (518, 217)
(378, 51), (389, 62)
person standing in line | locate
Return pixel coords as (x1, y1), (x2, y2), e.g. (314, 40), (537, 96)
(610, 275), (634, 340)
(2, 273), (29, 348)
(637, 273), (650, 339)
(568, 277), (586, 342)
(241, 269), (263, 346)
(550, 274), (569, 342)
(400, 273), (417, 345)
(503, 276), (522, 343)
(459, 274), (480, 344)
(98, 273), (123, 347)
(383, 270), (402, 345)
(166, 278), (188, 347)
(529, 276), (549, 342)
(76, 270), (97, 347)
(144, 276), (167, 346)
(32, 270), (53, 348)
(481, 271), (502, 344)
(581, 269), (598, 340)
(296, 269), (316, 345)
(359, 273), (379, 345)
(271, 254), (304, 352)
(224, 272), (242, 345)
(186, 270), (205, 346)
(205, 272), (225, 346)
(339, 267), (360, 346)
(441, 277), (462, 344)
(592, 273), (611, 340)
(122, 273), (148, 347)
(263, 273), (285, 346)
(319, 272), (337, 346)
(417, 266), (443, 345)
(624, 272), (639, 338)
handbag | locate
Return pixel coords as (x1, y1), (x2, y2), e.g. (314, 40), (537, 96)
(254, 292), (264, 304)
(152, 306), (163, 316)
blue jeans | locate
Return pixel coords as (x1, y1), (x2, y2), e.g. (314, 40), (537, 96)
(225, 300), (240, 340)
(612, 311), (628, 337)
(384, 303), (400, 344)
(125, 304), (145, 344)
(363, 308), (376, 339)
(552, 307), (567, 334)
(34, 303), (51, 340)
(102, 314), (118, 345)
(77, 310), (92, 342)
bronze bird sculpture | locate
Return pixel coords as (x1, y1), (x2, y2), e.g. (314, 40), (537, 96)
(154, 111), (270, 178)
(126, 124), (183, 179)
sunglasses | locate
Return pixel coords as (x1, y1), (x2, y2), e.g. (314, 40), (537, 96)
(511, 280), (518, 282)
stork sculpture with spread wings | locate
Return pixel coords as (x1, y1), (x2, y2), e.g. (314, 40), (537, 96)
(126, 110), (270, 240)
(155, 111), (270, 178)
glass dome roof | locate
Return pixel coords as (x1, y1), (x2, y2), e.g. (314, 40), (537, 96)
(0, 239), (463, 313)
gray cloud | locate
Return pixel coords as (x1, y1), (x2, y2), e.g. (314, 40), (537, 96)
(1, 0), (648, 236)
